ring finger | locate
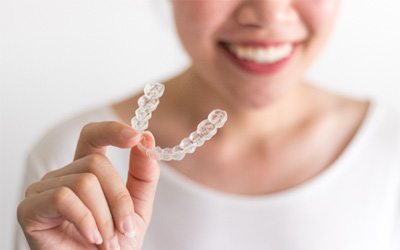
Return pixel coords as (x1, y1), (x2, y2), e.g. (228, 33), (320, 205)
(26, 173), (116, 244)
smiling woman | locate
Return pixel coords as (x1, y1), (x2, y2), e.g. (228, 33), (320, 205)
(14, 1), (400, 250)
(171, 0), (339, 107)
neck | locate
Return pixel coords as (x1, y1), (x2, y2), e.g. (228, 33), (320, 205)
(164, 67), (314, 141)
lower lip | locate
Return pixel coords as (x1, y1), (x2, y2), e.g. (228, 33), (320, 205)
(220, 43), (296, 75)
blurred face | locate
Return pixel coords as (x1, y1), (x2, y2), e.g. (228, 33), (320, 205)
(172, 0), (340, 108)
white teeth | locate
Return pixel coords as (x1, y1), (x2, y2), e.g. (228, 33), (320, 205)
(228, 43), (293, 64)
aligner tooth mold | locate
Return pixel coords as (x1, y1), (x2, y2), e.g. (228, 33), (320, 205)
(131, 82), (227, 161)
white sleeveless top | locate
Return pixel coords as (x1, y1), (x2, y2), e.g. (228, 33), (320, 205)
(15, 102), (400, 250)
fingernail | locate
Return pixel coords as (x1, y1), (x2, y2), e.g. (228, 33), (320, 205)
(105, 235), (120, 250)
(92, 229), (103, 245)
(139, 137), (149, 149)
(140, 132), (154, 149)
(121, 213), (136, 238)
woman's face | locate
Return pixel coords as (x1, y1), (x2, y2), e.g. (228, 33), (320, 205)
(172, 0), (340, 108)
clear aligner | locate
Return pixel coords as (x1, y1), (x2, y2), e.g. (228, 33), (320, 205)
(131, 82), (227, 161)
(131, 82), (165, 133)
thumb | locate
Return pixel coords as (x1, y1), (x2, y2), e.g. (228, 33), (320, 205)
(126, 131), (160, 224)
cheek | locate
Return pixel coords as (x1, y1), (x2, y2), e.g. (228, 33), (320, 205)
(296, 0), (340, 34)
(173, 2), (224, 36)
(173, 2), (222, 24)
(172, 2), (235, 46)
(172, 1), (239, 74)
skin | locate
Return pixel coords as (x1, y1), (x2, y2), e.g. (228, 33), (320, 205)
(114, 0), (368, 194)
(17, 0), (369, 249)
(18, 124), (159, 250)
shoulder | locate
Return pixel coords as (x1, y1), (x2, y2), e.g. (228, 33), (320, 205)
(28, 105), (120, 173)
(368, 102), (400, 146)
(330, 93), (400, 148)
(320, 92), (400, 165)
(357, 101), (400, 165)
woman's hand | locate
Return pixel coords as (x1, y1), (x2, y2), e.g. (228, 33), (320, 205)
(17, 121), (160, 250)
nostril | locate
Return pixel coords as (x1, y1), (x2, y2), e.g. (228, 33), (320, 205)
(235, 4), (264, 28)
(234, 1), (298, 28)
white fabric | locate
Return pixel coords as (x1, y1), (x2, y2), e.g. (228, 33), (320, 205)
(15, 102), (400, 250)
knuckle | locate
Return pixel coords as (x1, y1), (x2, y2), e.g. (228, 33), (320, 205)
(80, 122), (95, 136)
(76, 209), (93, 228)
(98, 218), (115, 238)
(41, 171), (54, 180)
(85, 154), (111, 171)
(112, 190), (132, 211)
(16, 200), (28, 226)
(16, 201), (36, 232)
(74, 173), (99, 191)
(79, 122), (100, 143)
(52, 187), (73, 207)
(24, 182), (38, 197)
(17, 201), (38, 235)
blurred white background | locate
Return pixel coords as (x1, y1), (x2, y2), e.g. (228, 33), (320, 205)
(1, 0), (399, 249)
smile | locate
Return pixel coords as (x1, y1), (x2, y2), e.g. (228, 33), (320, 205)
(227, 43), (293, 64)
(219, 41), (297, 75)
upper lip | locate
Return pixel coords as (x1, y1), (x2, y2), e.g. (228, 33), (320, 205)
(219, 40), (300, 48)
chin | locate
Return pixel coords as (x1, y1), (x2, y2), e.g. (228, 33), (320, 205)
(229, 86), (286, 110)
(225, 77), (295, 110)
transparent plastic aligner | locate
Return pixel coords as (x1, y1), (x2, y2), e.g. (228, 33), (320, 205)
(131, 82), (227, 161)
(131, 82), (164, 133)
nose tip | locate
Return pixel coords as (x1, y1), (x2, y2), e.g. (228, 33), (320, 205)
(235, 4), (263, 28)
(235, 1), (297, 28)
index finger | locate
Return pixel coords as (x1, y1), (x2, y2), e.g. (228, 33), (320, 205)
(74, 121), (142, 160)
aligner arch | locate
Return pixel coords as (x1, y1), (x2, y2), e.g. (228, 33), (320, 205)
(131, 82), (227, 161)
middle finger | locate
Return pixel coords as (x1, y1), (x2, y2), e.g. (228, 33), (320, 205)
(42, 154), (136, 238)
(27, 172), (115, 243)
